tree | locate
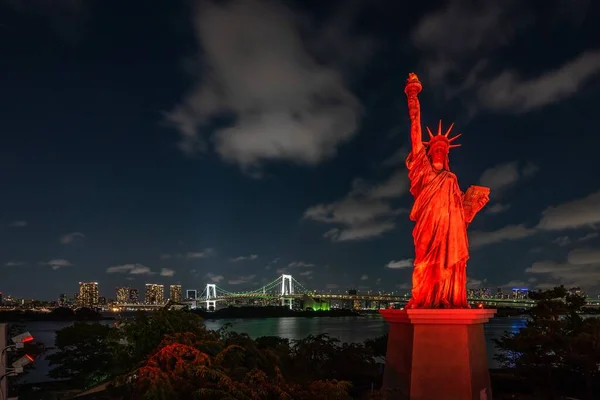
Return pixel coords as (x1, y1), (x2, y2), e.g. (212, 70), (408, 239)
(122, 333), (352, 400)
(288, 334), (380, 396)
(364, 334), (387, 362)
(47, 322), (118, 388)
(74, 307), (103, 320)
(116, 309), (216, 368)
(494, 286), (600, 399)
(49, 307), (75, 319)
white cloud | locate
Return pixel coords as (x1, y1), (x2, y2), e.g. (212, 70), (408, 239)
(381, 146), (409, 167)
(322, 221), (397, 242)
(230, 254), (258, 262)
(526, 247), (600, 288)
(470, 224), (536, 248)
(386, 259), (413, 269)
(161, 249), (214, 260)
(499, 280), (528, 289)
(277, 260), (316, 274)
(470, 190), (600, 249)
(537, 190), (600, 231)
(478, 51), (600, 113)
(288, 261), (314, 268)
(478, 161), (538, 193)
(45, 259), (72, 270)
(304, 170), (408, 242)
(299, 270), (312, 277)
(206, 273), (224, 283)
(486, 203), (511, 214)
(553, 232), (598, 247)
(185, 249), (214, 259)
(106, 264), (153, 275)
(553, 236), (572, 247)
(265, 257), (280, 270)
(4, 261), (24, 267)
(567, 248), (600, 265)
(467, 278), (484, 289)
(580, 232), (600, 242)
(167, 0), (362, 169)
(228, 274), (256, 285)
(360, 274), (368, 281)
(160, 268), (175, 277)
(59, 232), (85, 244)
(412, 0), (598, 114)
(9, 220), (27, 227)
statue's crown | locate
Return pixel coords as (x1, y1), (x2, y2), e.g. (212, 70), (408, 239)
(423, 120), (462, 153)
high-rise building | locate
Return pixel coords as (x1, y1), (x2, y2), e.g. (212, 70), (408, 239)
(170, 285), (182, 303)
(79, 282), (99, 308)
(129, 288), (139, 304)
(186, 289), (197, 300)
(58, 293), (68, 306)
(145, 284), (164, 305)
(0, 292), (3, 305)
(116, 287), (129, 304)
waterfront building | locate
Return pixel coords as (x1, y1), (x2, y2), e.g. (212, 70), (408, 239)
(170, 285), (182, 303)
(129, 288), (139, 303)
(78, 282), (99, 308)
(116, 287), (129, 304)
(145, 284), (164, 305)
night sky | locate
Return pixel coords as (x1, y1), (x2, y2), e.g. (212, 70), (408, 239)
(1, 0), (600, 300)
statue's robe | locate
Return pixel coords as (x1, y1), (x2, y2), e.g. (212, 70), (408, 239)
(406, 147), (469, 308)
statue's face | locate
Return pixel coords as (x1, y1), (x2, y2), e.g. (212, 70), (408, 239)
(429, 144), (448, 170)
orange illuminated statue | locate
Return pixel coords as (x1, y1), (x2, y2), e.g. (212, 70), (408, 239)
(404, 73), (489, 309)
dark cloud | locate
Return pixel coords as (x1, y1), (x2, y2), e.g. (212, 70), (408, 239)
(167, 0), (368, 170)
(411, 0), (599, 114)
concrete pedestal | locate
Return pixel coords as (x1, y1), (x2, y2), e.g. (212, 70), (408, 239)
(380, 308), (496, 400)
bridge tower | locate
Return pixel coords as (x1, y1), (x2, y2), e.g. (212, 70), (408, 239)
(280, 274), (294, 309)
(205, 283), (217, 311)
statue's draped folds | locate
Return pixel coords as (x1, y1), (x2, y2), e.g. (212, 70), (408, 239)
(406, 146), (470, 308)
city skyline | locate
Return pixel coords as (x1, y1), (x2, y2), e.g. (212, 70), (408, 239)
(0, 276), (591, 304)
(1, 0), (600, 299)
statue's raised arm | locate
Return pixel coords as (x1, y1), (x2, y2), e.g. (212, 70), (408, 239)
(405, 73), (423, 154)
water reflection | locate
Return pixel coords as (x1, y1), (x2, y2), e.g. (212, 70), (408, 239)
(20, 315), (527, 383)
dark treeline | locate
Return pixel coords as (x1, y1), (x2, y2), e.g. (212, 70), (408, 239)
(0, 307), (110, 322)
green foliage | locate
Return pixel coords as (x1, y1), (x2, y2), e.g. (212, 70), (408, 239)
(46, 310), (382, 398)
(494, 285), (600, 399)
(289, 333), (380, 390)
(364, 334), (387, 360)
(122, 333), (355, 400)
(115, 309), (217, 368)
(46, 322), (118, 388)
